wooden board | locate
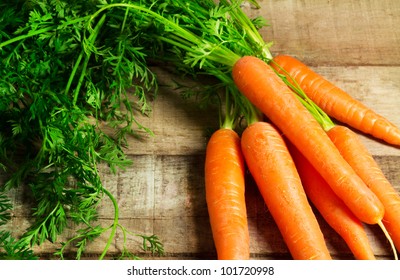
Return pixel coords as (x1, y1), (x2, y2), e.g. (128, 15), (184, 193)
(253, 0), (400, 66)
(1, 0), (400, 260)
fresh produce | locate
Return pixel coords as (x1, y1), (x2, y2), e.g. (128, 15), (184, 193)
(328, 125), (400, 255)
(271, 55), (400, 146)
(1, 0), (399, 260)
(241, 121), (332, 260)
(205, 127), (249, 260)
(138, 0), (399, 259)
(123, 0), (387, 226)
(204, 85), (250, 260)
(232, 56), (384, 226)
(287, 140), (376, 260)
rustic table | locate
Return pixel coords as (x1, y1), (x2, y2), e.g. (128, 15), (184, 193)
(2, 0), (400, 260)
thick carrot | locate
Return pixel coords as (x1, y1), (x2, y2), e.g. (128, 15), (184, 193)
(241, 121), (331, 260)
(232, 55), (384, 225)
(271, 54), (400, 146)
(327, 125), (400, 256)
(286, 140), (376, 260)
(204, 128), (250, 260)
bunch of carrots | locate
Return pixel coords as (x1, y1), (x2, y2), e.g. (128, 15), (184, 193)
(97, 0), (400, 260)
(207, 12), (400, 260)
(207, 54), (400, 260)
(126, 0), (400, 260)
(228, 55), (400, 260)
(221, 11), (400, 260)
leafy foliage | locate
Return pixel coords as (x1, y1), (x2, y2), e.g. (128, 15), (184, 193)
(0, 190), (37, 259)
(0, 191), (12, 226)
(118, 0), (269, 126)
(0, 0), (162, 259)
(0, 231), (38, 260)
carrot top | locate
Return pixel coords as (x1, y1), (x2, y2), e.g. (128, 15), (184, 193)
(91, 1), (264, 125)
(123, 0), (335, 130)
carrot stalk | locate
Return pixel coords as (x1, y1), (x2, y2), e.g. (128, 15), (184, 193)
(286, 140), (376, 260)
(271, 54), (400, 146)
(327, 125), (400, 259)
(232, 55), (384, 226)
(205, 127), (250, 260)
(241, 121), (331, 260)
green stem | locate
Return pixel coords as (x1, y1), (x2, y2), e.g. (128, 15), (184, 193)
(57, 226), (109, 260)
(121, 6), (130, 33)
(99, 187), (119, 260)
(0, 26), (54, 49)
(65, 52), (84, 97)
(92, 3), (241, 67)
(269, 60), (335, 131)
(72, 14), (107, 106)
(244, 99), (263, 125)
(72, 55), (89, 105)
(0, 16), (92, 49)
(173, 0), (207, 29)
(156, 35), (194, 54)
(91, 3), (202, 45)
(220, 0), (273, 60)
(222, 87), (234, 129)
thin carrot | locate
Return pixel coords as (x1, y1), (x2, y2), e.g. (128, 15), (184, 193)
(232, 55), (384, 226)
(271, 54), (400, 146)
(286, 139), (376, 260)
(327, 125), (400, 257)
(204, 128), (250, 260)
(241, 121), (331, 260)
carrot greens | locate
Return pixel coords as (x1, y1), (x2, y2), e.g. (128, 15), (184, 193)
(0, 1), (163, 259)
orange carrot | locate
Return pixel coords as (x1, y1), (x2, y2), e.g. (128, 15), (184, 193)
(286, 139), (376, 260)
(232, 55), (384, 225)
(204, 128), (249, 260)
(241, 121), (331, 260)
(327, 125), (400, 256)
(271, 54), (400, 146)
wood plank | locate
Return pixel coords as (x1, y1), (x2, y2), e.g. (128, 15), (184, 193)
(4, 153), (398, 259)
(245, 0), (400, 66)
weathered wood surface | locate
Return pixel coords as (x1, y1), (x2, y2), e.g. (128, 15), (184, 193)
(2, 0), (400, 259)
(257, 0), (400, 66)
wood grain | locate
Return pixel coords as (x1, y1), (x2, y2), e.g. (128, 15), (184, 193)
(248, 0), (400, 66)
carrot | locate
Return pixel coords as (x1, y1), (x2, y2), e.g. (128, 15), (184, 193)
(232, 55), (384, 226)
(204, 128), (250, 260)
(286, 139), (376, 260)
(271, 54), (400, 146)
(241, 121), (331, 260)
(327, 125), (400, 257)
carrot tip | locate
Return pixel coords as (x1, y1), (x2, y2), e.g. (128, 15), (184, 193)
(378, 220), (398, 260)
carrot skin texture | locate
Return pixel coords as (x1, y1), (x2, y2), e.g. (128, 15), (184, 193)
(205, 128), (250, 260)
(241, 122), (331, 260)
(271, 54), (400, 146)
(232, 56), (384, 225)
(327, 125), (400, 252)
(287, 140), (376, 260)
